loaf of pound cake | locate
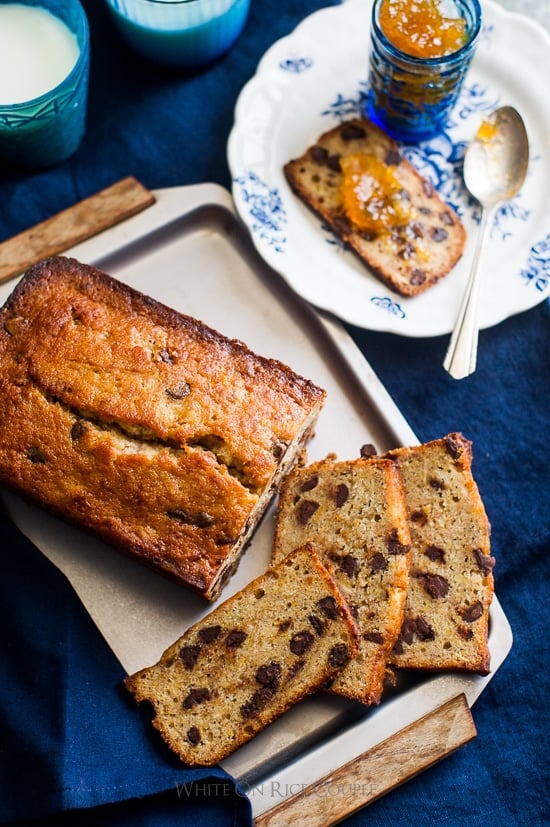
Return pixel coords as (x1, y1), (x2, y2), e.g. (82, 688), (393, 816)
(383, 433), (494, 674)
(0, 257), (326, 600)
(273, 455), (411, 705)
(124, 544), (359, 766)
(284, 117), (466, 297)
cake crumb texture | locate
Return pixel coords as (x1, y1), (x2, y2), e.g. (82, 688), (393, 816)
(124, 544), (359, 766)
(384, 433), (494, 674)
(273, 456), (411, 705)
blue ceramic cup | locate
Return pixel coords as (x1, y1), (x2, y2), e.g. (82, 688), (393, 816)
(104, 0), (251, 69)
(0, 0), (90, 170)
(366, 0), (482, 142)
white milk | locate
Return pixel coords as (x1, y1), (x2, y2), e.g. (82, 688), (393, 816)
(0, 4), (80, 104)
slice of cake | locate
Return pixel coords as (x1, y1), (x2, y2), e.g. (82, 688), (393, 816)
(273, 456), (411, 705)
(124, 545), (359, 766)
(0, 256), (326, 600)
(284, 117), (466, 297)
(383, 433), (494, 674)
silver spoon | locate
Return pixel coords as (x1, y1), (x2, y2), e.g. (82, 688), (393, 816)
(443, 106), (529, 379)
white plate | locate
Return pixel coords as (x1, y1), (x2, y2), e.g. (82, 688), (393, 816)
(228, 0), (550, 336)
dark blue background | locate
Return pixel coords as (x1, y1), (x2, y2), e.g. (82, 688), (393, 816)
(1, 1), (549, 825)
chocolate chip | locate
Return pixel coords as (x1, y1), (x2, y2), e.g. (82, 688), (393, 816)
(198, 625), (222, 644)
(310, 145), (328, 165)
(256, 661), (281, 686)
(179, 644), (201, 669)
(430, 226), (448, 242)
(385, 148), (401, 166)
(334, 483), (349, 507)
(328, 643), (349, 668)
(240, 685), (276, 719)
(473, 548), (496, 575)
(296, 499), (319, 525)
(333, 215), (353, 236)
(27, 446), (46, 464)
(424, 545), (446, 563)
(369, 552), (388, 573)
(70, 421), (86, 441)
(399, 617), (417, 645)
(410, 508), (428, 524)
(309, 614), (325, 636)
(459, 601), (484, 622)
(290, 630), (314, 655)
(165, 382), (191, 399)
(186, 726), (201, 745)
(327, 153), (342, 172)
(339, 554), (359, 578)
(415, 616), (435, 640)
(166, 509), (215, 528)
(422, 180), (435, 197)
(278, 620), (291, 632)
(398, 615), (435, 646)
(444, 435), (464, 460)
(341, 123), (366, 141)
(364, 632), (384, 644)
(418, 573), (449, 599)
(457, 626), (474, 640)
(317, 596), (339, 619)
(360, 443), (377, 458)
(410, 221), (425, 238)
(226, 630), (247, 648)
(440, 210), (455, 226)
(215, 533), (234, 546)
(271, 440), (287, 460)
(392, 639), (404, 655)
(386, 528), (410, 555)
(300, 475), (319, 492)
(429, 477), (445, 490)
(183, 687), (211, 709)
(399, 242), (416, 260)
(410, 268), (427, 285)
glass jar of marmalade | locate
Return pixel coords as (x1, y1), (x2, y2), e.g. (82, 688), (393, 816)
(366, 0), (482, 142)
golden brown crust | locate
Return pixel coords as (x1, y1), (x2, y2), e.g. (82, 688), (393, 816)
(284, 117), (466, 297)
(273, 456), (411, 705)
(124, 545), (359, 766)
(383, 433), (494, 675)
(0, 257), (326, 599)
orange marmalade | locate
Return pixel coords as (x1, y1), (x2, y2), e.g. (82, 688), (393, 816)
(379, 0), (468, 59)
(340, 153), (411, 235)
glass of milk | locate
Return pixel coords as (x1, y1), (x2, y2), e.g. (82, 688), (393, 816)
(104, 0), (250, 69)
(0, 0), (90, 170)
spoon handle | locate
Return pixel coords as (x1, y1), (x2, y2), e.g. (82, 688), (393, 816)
(443, 204), (495, 380)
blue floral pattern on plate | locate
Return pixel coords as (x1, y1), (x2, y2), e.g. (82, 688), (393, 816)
(229, 0), (550, 335)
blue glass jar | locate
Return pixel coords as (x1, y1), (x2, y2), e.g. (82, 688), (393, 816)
(366, 0), (482, 142)
(0, 0), (89, 170)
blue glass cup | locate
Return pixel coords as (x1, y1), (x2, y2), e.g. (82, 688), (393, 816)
(366, 0), (482, 142)
(104, 0), (251, 69)
(0, 0), (90, 170)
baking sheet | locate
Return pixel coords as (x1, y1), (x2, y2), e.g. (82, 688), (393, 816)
(0, 183), (512, 818)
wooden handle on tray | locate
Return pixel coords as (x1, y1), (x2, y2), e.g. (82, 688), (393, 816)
(254, 694), (476, 827)
(0, 176), (155, 285)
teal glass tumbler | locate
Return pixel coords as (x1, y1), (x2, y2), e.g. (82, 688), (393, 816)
(0, 0), (90, 170)
(104, 0), (251, 69)
(366, 0), (482, 142)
